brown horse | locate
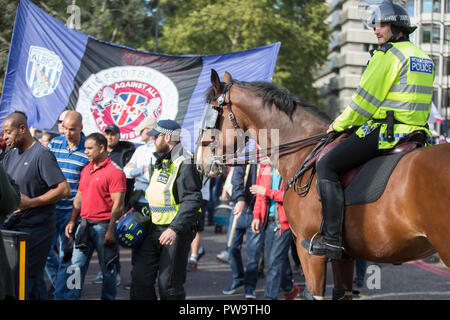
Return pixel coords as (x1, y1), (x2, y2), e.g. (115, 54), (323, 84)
(195, 69), (450, 300)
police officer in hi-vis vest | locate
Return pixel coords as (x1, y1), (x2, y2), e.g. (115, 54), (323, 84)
(302, 0), (435, 260)
(130, 119), (203, 300)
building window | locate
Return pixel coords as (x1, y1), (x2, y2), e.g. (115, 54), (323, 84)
(433, 0), (441, 13)
(447, 0), (450, 13)
(422, 0), (432, 13)
(362, 43), (377, 52)
(432, 26), (440, 44)
(422, 27), (431, 43)
(329, 55), (337, 70)
(431, 56), (439, 76)
(330, 10), (340, 28)
(432, 88), (439, 107)
(407, 0), (414, 16)
(329, 31), (339, 50)
(423, 0), (441, 13)
(422, 26), (441, 43)
(445, 57), (450, 76)
(424, 0), (442, 13)
(443, 90), (448, 110)
(445, 89), (450, 112)
(446, 27), (450, 44)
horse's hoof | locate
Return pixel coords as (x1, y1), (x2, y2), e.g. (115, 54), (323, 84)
(303, 288), (315, 300)
(332, 288), (355, 300)
(303, 288), (324, 300)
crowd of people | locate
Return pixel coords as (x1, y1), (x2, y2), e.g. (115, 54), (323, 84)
(0, 109), (313, 300)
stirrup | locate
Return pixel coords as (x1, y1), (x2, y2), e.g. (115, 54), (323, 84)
(307, 231), (321, 255)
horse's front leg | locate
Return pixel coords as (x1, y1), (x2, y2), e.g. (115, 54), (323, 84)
(331, 259), (355, 300)
(296, 236), (327, 300)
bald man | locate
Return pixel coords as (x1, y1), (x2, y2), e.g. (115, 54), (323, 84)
(45, 111), (90, 300)
(1, 111), (70, 299)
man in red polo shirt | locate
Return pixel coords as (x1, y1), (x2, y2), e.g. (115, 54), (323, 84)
(63, 132), (126, 300)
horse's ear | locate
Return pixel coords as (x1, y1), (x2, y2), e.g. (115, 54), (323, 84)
(223, 71), (232, 83)
(211, 69), (221, 97)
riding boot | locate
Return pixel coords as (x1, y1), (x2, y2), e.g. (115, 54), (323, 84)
(302, 179), (345, 260)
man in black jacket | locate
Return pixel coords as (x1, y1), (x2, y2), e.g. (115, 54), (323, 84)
(104, 124), (135, 169)
(0, 165), (21, 300)
(130, 120), (203, 300)
(104, 124), (136, 206)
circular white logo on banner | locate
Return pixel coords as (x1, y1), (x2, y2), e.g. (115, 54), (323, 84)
(76, 66), (178, 142)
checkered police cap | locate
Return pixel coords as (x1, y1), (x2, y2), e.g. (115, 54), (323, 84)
(147, 119), (181, 138)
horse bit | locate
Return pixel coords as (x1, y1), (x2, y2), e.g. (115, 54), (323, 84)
(197, 82), (245, 162)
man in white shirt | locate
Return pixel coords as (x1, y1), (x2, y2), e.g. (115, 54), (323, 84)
(123, 118), (157, 211)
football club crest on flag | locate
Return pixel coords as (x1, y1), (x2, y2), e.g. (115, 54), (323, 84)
(26, 46), (63, 98)
(77, 66), (178, 141)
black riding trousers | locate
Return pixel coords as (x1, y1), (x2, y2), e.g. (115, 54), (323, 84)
(316, 127), (384, 183)
(130, 224), (194, 300)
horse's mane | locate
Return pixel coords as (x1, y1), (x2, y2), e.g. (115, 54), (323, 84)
(206, 80), (330, 122)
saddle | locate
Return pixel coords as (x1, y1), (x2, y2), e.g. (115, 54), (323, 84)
(288, 130), (427, 205)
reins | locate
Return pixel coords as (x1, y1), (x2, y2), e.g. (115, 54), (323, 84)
(215, 131), (336, 197)
(213, 132), (329, 166)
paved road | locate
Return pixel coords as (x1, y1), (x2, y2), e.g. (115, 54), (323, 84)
(75, 222), (450, 301)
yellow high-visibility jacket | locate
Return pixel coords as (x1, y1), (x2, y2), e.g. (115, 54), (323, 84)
(145, 155), (185, 225)
(332, 41), (435, 149)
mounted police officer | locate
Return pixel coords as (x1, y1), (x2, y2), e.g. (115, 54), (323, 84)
(129, 119), (203, 300)
(302, 0), (435, 259)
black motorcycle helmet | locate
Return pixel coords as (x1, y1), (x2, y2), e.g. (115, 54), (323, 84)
(367, 1), (417, 35)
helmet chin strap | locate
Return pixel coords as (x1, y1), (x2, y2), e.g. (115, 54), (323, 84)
(389, 25), (409, 43)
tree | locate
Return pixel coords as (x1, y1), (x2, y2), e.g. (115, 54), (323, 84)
(0, 0), (158, 91)
(76, 0), (156, 50)
(157, 0), (330, 105)
(0, 0), (22, 92)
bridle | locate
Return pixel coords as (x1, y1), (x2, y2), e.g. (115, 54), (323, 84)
(196, 82), (334, 195)
(199, 82), (241, 149)
(197, 81), (329, 163)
